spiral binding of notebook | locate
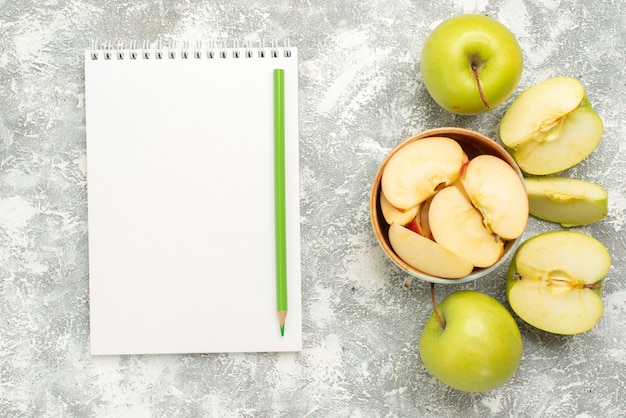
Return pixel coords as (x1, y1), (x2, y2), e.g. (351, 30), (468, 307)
(88, 39), (292, 61)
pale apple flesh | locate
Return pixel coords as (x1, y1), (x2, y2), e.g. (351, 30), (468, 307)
(507, 231), (610, 335)
(388, 222), (474, 279)
(380, 138), (528, 277)
(500, 77), (586, 148)
(418, 196), (433, 240)
(460, 154), (529, 240)
(429, 184), (504, 268)
(381, 137), (468, 210)
(510, 106), (603, 175)
(525, 176), (608, 227)
(380, 190), (419, 226)
(499, 76), (603, 175)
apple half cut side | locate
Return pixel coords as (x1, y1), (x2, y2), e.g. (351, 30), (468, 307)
(381, 136), (468, 210)
(388, 222), (474, 279)
(429, 184), (504, 268)
(499, 76), (603, 175)
(525, 176), (608, 227)
(506, 231), (610, 335)
(460, 154), (529, 240)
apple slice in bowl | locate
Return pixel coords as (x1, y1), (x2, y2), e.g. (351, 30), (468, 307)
(429, 184), (504, 268)
(460, 154), (528, 240)
(379, 190), (420, 227)
(388, 222), (474, 279)
(381, 136), (468, 211)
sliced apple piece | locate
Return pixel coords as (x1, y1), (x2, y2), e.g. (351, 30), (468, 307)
(406, 215), (423, 235)
(402, 196), (435, 238)
(418, 196), (433, 240)
(460, 155), (528, 240)
(429, 184), (504, 268)
(507, 231), (610, 335)
(380, 190), (420, 226)
(381, 137), (468, 210)
(500, 77), (585, 149)
(499, 76), (603, 175)
(388, 222), (474, 279)
(525, 176), (608, 227)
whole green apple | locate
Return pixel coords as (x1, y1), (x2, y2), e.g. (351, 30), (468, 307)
(420, 14), (523, 114)
(419, 289), (523, 392)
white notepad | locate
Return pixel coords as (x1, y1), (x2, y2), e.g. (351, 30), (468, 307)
(84, 43), (302, 355)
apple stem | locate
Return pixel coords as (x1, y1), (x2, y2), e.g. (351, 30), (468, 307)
(430, 283), (446, 329)
(471, 63), (490, 109)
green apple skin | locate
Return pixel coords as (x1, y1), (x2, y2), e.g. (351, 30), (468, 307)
(525, 176), (608, 227)
(419, 290), (523, 392)
(506, 231), (609, 335)
(420, 14), (523, 115)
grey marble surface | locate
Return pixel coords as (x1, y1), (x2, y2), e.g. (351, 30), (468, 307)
(1, 1), (625, 417)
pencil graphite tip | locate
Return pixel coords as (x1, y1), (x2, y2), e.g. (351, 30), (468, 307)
(280, 324), (285, 337)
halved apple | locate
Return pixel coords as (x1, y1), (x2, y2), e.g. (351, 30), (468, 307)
(388, 222), (474, 279)
(499, 76), (603, 175)
(381, 137), (468, 210)
(429, 184), (504, 268)
(525, 176), (608, 227)
(380, 191), (420, 226)
(507, 231), (610, 335)
(460, 155), (528, 240)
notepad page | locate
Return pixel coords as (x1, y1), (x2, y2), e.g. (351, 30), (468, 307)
(85, 47), (301, 354)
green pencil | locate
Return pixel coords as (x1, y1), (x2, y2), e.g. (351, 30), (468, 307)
(274, 68), (288, 336)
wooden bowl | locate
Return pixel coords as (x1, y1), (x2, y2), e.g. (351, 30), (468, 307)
(370, 127), (525, 284)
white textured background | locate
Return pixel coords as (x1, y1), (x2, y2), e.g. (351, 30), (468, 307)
(1, 1), (625, 417)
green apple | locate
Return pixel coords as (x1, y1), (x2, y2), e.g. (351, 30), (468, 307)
(420, 288), (523, 392)
(507, 231), (610, 335)
(499, 76), (604, 175)
(525, 176), (608, 227)
(420, 14), (523, 114)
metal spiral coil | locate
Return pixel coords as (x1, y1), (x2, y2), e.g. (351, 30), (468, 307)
(88, 39), (293, 60)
